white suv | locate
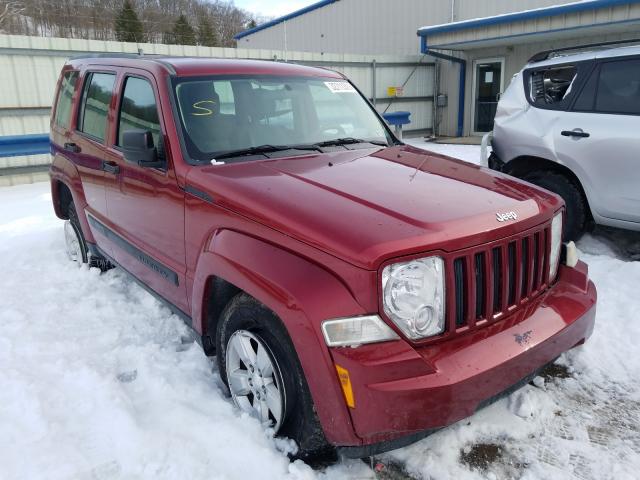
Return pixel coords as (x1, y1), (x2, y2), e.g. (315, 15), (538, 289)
(485, 42), (640, 240)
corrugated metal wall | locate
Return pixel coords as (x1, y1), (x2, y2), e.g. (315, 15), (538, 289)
(0, 34), (433, 185)
(428, 2), (640, 48)
(237, 0), (576, 54)
(234, 0), (585, 139)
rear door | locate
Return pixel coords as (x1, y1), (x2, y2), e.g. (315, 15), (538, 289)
(71, 69), (118, 255)
(555, 57), (640, 223)
(103, 70), (188, 313)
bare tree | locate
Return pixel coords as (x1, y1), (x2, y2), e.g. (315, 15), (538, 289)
(2, 0), (252, 45)
(0, 2), (25, 31)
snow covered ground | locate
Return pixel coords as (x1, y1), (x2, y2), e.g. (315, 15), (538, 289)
(1, 143), (639, 480)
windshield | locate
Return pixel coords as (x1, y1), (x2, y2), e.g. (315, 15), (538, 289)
(172, 75), (393, 163)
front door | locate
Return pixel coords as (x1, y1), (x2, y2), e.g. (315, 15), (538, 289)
(472, 58), (504, 134)
(103, 71), (189, 313)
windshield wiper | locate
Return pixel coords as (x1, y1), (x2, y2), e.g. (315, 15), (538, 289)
(212, 144), (322, 162)
(312, 137), (389, 148)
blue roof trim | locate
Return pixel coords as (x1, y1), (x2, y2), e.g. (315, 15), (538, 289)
(417, 0), (640, 37)
(425, 17), (640, 49)
(235, 0), (338, 40)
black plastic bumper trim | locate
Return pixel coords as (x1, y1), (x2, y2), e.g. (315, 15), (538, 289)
(87, 214), (179, 286)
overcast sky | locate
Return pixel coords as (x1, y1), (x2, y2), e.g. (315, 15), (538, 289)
(234, 0), (316, 19)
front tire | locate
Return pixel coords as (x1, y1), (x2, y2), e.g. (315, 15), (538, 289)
(216, 293), (333, 460)
(523, 171), (588, 241)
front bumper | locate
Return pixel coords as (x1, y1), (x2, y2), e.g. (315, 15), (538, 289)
(330, 261), (596, 457)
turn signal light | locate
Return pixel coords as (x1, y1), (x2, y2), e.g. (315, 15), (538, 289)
(335, 364), (355, 408)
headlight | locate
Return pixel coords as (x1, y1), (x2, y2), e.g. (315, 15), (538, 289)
(322, 315), (399, 347)
(382, 256), (445, 340)
(549, 212), (563, 282)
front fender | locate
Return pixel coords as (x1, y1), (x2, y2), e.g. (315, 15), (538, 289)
(191, 229), (367, 446)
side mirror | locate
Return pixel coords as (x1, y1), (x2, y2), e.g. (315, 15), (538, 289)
(122, 129), (164, 168)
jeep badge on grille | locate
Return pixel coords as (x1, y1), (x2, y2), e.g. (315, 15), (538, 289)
(496, 211), (518, 222)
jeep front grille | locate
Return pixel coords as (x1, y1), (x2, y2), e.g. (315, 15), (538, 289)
(449, 223), (551, 332)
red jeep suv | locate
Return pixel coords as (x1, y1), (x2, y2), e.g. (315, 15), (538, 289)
(49, 55), (597, 459)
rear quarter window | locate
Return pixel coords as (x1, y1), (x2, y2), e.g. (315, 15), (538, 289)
(525, 65), (578, 110)
(54, 71), (78, 129)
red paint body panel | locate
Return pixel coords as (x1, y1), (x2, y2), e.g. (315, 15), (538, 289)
(191, 145), (561, 270)
(48, 56), (597, 452)
(332, 262), (596, 444)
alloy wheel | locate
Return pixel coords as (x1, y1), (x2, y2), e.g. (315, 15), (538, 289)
(64, 220), (83, 264)
(226, 330), (286, 431)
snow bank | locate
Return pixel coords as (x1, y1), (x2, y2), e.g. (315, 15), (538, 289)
(0, 185), (367, 479)
(1, 146), (639, 479)
(404, 140), (486, 165)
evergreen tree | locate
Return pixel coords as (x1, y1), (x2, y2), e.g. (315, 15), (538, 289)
(114, 0), (144, 43)
(197, 15), (218, 47)
(162, 30), (174, 45)
(172, 14), (196, 45)
(247, 19), (257, 29)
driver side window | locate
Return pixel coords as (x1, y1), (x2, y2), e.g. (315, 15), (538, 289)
(117, 77), (161, 148)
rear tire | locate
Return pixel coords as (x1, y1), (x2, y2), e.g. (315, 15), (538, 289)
(65, 202), (89, 265)
(523, 171), (587, 241)
(216, 293), (334, 461)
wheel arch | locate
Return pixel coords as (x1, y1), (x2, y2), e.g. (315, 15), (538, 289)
(191, 229), (365, 446)
(49, 155), (95, 243)
(503, 155), (593, 220)
(52, 179), (73, 219)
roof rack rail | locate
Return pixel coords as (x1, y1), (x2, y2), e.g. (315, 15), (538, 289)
(68, 52), (177, 74)
(528, 38), (640, 63)
(69, 52), (167, 60)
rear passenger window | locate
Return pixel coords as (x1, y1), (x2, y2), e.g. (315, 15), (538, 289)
(528, 65), (577, 108)
(117, 77), (161, 147)
(78, 72), (116, 142)
(595, 59), (640, 115)
(54, 71), (78, 129)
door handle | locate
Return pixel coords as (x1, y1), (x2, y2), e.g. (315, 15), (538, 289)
(102, 160), (120, 175)
(64, 142), (81, 153)
(561, 129), (590, 138)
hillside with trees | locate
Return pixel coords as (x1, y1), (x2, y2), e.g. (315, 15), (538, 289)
(0, 0), (260, 47)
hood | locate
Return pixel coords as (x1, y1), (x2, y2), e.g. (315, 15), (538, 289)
(187, 145), (562, 270)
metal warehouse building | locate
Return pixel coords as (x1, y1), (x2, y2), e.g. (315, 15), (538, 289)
(235, 0), (640, 138)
